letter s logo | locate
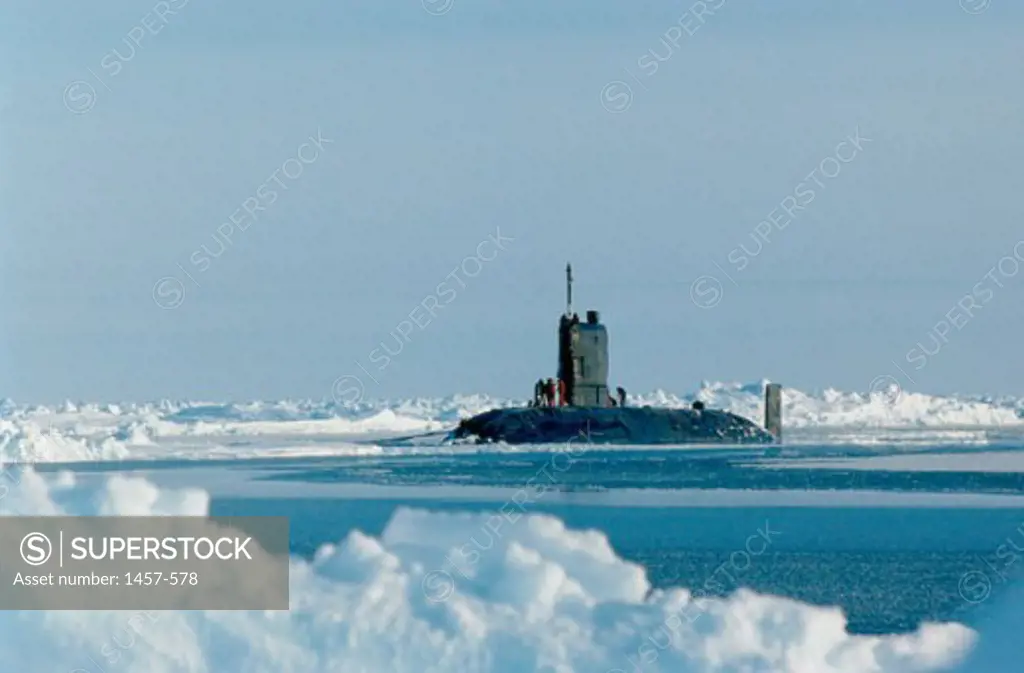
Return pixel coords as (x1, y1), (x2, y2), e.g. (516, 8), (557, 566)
(689, 275), (723, 309)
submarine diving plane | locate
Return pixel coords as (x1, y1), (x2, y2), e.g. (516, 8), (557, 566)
(451, 264), (783, 445)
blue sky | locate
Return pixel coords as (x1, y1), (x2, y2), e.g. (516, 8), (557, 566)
(2, 0), (1023, 404)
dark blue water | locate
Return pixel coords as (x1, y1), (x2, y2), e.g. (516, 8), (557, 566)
(211, 496), (1024, 635)
(245, 447), (1024, 494)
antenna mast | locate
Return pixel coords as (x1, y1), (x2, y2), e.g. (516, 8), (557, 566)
(565, 263), (573, 316)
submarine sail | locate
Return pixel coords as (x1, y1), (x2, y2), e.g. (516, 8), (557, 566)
(450, 263), (781, 445)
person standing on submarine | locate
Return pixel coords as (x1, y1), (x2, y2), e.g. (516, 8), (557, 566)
(533, 378), (545, 406)
(545, 378), (557, 407)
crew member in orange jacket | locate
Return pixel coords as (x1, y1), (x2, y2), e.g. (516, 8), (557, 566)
(557, 379), (567, 406)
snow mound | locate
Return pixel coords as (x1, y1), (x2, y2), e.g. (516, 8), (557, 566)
(0, 469), (980, 672)
(638, 381), (1024, 429)
(0, 419), (129, 463)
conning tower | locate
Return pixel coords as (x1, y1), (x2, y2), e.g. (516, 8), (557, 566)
(558, 264), (610, 407)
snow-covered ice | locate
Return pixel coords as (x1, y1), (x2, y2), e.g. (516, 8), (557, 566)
(3, 381), (1024, 463)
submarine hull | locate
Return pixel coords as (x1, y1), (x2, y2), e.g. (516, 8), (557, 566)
(451, 406), (776, 445)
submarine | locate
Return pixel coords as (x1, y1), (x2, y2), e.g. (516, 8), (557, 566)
(450, 264), (783, 446)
